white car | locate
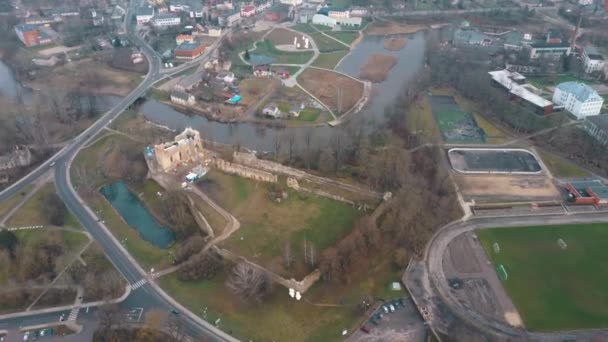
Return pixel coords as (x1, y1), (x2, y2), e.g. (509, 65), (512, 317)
(382, 305), (389, 314)
(23, 332), (30, 341)
(389, 304), (395, 312)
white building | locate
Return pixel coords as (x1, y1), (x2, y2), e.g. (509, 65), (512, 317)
(328, 9), (349, 19)
(280, 0), (303, 6)
(171, 90), (196, 106)
(350, 6), (368, 17)
(578, 0), (593, 5)
(152, 14), (181, 27)
(169, 0), (204, 18)
(312, 14), (336, 27)
(582, 47), (606, 74)
(136, 6), (154, 25)
(553, 82), (604, 119)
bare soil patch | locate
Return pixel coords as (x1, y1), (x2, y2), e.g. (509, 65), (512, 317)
(298, 68), (364, 114)
(384, 37), (407, 51)
(367, 21), (427, 36)
(359, 54), (397, 82)
(455, 175), (560, 200)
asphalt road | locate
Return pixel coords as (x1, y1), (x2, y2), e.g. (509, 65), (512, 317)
(0, 4), (234, 342)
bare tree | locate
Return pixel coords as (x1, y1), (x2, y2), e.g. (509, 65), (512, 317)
(167, 313), (187, 342)
(282, 242), (293, 269)
(303, 128), (314, 169)
(226, 261), (273, 303)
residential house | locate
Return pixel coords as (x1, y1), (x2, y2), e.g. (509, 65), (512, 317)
(176, 34), (194, 45)
(152, 13), (181, 27)
(489, 69), (554, 115)
(350, 6), (368, 17)
(453, 28), (492, 47)
(552, 81), (604, 119)
(253, 64), (273, 77)
(0, 146), (32, 171)
(262, 103), (282, 118)
(241, 5), (256, 17)
(582, 47), (606, 74)
(175, 42), (206, 59)
(14, 24), (53, 47)
(171, 90), (196, 106)
(176, 72), (204, 91)
(584, 115), (608, 146)
(274, 67), (290, 79)
(279, 0), (303, 5)
(136, 6), (155, 25)
(255, 0), (272, 13)
(169, 0), (204, 18)
(218, 11), (241, 27)
(111, 5), (126, 20)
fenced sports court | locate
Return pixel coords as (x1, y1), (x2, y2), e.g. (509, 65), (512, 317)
(448, 148), (543, 174)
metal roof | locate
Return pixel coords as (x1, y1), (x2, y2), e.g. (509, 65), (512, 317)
(556, 81), (602, 102)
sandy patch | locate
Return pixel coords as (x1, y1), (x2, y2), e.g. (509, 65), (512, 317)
(359, 54), (397, 82)
(504, 312), (523, 327)
(455, 175), (560, 199)
(383, 37), (407, 51)
(367, 21), (428, 36)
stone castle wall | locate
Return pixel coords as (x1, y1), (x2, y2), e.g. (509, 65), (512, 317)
(214, 159), (277, 183)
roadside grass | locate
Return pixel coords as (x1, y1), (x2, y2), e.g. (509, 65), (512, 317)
(297, 108), (321, 122)
(0, 185), (33, 219)
(159, 251), (405, 342)
(191, 194), (228, 233)
(325, 31), (359, 45)
(6, 183), (56, 227)
(312, 24), (334, 32)
(200, 171), (360, 277)
(286, 66), (301, 76)
(537, 150), (589, 178)
(251, 40), (314, 65)
(311, 51), (349, 69)
(478, 224), (608, 331)
(310, 32), (349, 53)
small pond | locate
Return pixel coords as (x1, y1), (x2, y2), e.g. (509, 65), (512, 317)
(100, 180), (175, 249)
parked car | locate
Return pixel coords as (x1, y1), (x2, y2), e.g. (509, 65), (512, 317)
(393, 299), (401, 308)
(382, 305), (389, 313)
(389, 304), (395, 312)
(360, 325), (371, 333)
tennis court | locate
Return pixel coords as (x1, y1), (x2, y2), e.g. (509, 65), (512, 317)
(448, 148), (542, 174)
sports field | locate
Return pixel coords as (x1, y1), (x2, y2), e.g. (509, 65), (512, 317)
(478, 224), (608, 331)
(429, 95), (485, 143)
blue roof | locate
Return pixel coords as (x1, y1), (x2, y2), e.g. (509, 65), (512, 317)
(227, 95), (241, 103)
(556, 82), (601, 102)
(176, 42), (201, 51)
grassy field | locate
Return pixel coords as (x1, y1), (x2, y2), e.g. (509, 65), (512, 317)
(0, 185), (33, 219)
(290, 23), (317, 33)
(537, 150), (589, 178)
(403, 94), (441, 144)
(310, 33), (349, 53)
(7, 183), (57, 227)
(200, 171), (360, 277)
(325, 31), (359, 45)
(159, 252), (405, 342)
(472, 113), (509, 144)
(298, 108), (321, 122)
(251, 40), (314, 65)
(478, 224), (608, 331)
(311, 51), (348, 69)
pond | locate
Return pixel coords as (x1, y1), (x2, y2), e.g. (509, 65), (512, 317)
(100, 180), (175, 249)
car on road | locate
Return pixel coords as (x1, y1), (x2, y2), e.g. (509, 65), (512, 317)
(49, 161), (55, 167)
(171, 308), (180, 315)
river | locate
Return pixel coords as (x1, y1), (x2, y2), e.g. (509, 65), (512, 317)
(0, 59), (32, 103)
(140, 32), (427, 151)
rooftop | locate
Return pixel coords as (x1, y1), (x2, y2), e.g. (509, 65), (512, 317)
(556, 81), (601, 102)
(176, 42), (202, 51)
(585, 114), (608, 131)
(15, 23), (38, 32)
(489, 70), (553, 108)
(137, 6), (154, 16)
(589, 186), (608, 200)
(530, 41), (570, 49)
(569, 180), (604, 197)
(171, 90), (192, 101)
(153, 13), (180, 19)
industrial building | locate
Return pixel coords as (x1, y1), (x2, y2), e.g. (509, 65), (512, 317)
(174, 42), (206, 59)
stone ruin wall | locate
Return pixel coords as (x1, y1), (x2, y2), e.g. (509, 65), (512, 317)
(214, 159), (278, 183)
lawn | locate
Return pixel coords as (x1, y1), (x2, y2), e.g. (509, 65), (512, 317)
(6, 183), (57, 227)
(200, 171), (360, 278)
(311, 51), (349, 70)
(472, 113), (509, 144)
(298, 108), (321, 122)
(251, 40), (314, 65)
(310, 32), (349, 53)
(0, 185), (33, 219)
(478, 224), (608, 331)
(159, 251), (405, 342)
(325, 31), (359, 45)
(403, 94), (441, 144)
(537, 150), (589, 178)
(290, 23), (317, 33)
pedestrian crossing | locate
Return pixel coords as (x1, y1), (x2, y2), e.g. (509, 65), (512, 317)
(67, 307), (80, 321)
(131, 278), (148, 290)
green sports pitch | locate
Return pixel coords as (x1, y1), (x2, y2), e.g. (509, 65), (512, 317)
(478, 223), (608, 332)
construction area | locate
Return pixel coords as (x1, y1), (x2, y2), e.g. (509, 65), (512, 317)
(448, 148), (542, 174)
(429, 95), (485, 143)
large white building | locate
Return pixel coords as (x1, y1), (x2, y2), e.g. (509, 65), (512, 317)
(582, 47), (606, 74)
(169, 0), (203, 18)
(280, 0), (303, 6)
(553, 82), (604, 119)
(311, 14), (361, 28)
(136, 6), (154, 25)
(152, 13), (181, 27)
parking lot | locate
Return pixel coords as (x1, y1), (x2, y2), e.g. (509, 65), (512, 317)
(347, 297), (428, 342)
